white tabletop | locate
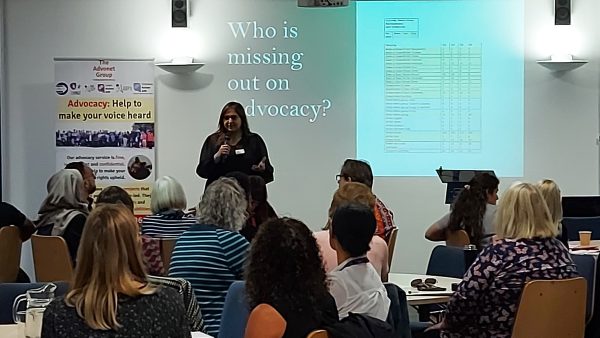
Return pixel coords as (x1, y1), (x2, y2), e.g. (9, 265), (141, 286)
(388, 273), (461, 305)
(0, 325), (212, 338)
(0, 324), (20, 338)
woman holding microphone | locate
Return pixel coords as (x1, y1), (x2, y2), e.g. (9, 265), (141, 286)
(196, 101), (274, 188)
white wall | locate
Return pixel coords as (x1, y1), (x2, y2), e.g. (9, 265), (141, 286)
(3, 0), (599, 279)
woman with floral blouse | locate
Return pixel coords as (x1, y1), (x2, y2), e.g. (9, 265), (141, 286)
(429, 182), (579, 338)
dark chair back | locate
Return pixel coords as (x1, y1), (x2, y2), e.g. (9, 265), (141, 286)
(0, 282), (69, 324)
(384, 283), (412, 338)
(426, 245), (466, 278)
(562, 217), (600, 241)
(572, 254), (596, 324)
(218, 281), (250, 338)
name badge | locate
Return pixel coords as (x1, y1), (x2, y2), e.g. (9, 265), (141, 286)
(235, 148), (246, 155)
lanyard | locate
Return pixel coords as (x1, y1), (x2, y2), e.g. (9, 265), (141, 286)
(340, 256), (369, 271)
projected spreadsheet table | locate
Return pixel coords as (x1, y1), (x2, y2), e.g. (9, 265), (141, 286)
(383, 44), (482, 153)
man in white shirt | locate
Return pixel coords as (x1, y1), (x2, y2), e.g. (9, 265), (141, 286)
(328, 203), (390, 321)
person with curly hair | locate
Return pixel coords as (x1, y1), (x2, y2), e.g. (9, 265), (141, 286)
(244, 217), (339, 338)
(169, 177), (250, 336)
(427, 182), (578, 337)
(426, 173), (499, 248)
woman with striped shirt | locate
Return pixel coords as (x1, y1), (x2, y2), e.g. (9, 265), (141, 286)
(169, 177), (250, 336)
(141, 176), (196, 238)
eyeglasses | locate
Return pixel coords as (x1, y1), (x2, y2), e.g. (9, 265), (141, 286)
(335, 174), (348, 182)
(410, 278), (437, 288)
(410, 278), (446, 291)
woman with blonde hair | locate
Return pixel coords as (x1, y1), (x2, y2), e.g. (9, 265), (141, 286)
(141, 176), (196, 238)
(537, 179), (569, 245)
(169, 177), (250, 336)
(429, 182), (578, 337)
(41, 204), (190, 337)
(314, 182), (389, 281)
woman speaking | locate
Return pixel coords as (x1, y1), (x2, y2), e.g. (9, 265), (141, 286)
(196, 101), (274, 188)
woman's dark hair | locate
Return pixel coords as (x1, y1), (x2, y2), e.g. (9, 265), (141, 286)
(95, 186), (134, 213)
(340, 159), (373, 188)
(448, 173), (499, 248)
(331, 203), (376, 257)
(217, 101), (251, 136)
(224, 171), (251, 201)
(245, 217), (329, 317)
(248, 175), (274, 222)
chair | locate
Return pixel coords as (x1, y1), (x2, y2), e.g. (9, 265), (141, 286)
(31, 234), (73, 282)
(0, 226), (22, 282)
(388, 228), (398, 267)
(512, 278), (586, 338)
(445, 230), (470, 247)
(425, 245), (466, 279)
(160, 238), (177, 271)
(307, 330), (329, 338)
(562, 217), (600, 241)
(218, 281), (250, 338)
(0, 282), (69, 324)
(572, 254), (596, 324)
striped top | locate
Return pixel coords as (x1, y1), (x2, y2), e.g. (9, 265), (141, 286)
(169, 224), (249, 336)
(141, 210), (197, 238)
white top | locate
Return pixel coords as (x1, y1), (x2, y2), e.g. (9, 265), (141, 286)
(328, 256), (390, 321)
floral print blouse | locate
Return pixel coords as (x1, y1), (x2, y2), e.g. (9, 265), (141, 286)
(441, 237), (579, 338)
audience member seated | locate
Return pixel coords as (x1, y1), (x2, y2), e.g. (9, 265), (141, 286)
(328, 203), (390, 321)
(239, 175), (277, 242)
(428, 182), (579, 337)
(36, 169), (90, 262)
(0, 201), (36, 282)
(65, 161), (97, 210)
(94, 188), (205, 330)
(41, 204), (190, 338)
(425, 173), (499, 249)
(146, 275), (206, 332)
(95, 186), (134, 212)
(337, 159), (396, 242)
(95, 186), (162, 275)
(141, 176), (196, 238)
(314, 182), (389, 281)
(245, 217), (339, 338)
(169, 177), (250, 336)
(1, 201), (36, 240)
(537, 179), (569, 246)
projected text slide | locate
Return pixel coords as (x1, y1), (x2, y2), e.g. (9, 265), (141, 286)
(356, 0), (523, 177)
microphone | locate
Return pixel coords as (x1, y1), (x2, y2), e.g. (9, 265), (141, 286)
(222, 134), (230, 161)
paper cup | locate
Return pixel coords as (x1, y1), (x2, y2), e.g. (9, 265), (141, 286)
(579, 231), (592, 246)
